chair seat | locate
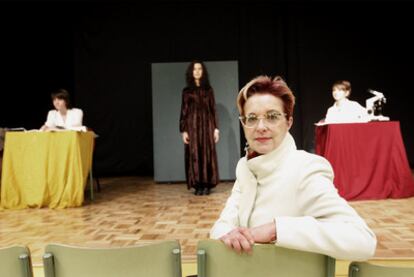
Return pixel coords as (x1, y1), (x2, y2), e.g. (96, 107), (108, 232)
(43, 240), (182, 277)
(0, 245), (33, 277)
(197, 239), (335, 277)
(349, 261), (414, 277)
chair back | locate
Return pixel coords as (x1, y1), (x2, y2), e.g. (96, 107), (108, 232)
(197, 239), (335, 277)
(349, 261), (414, 277)
(43, 240), (181, 277)
(0, 245), (33, 277)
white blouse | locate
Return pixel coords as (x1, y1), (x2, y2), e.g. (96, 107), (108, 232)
(44, 108), (83, 129)
(325, 99), (367, 123)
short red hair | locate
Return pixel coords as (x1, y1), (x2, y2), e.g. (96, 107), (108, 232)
(237, 75), (295, 119)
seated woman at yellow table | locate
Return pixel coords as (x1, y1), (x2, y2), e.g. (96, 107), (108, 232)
(40, 89), (84, 131)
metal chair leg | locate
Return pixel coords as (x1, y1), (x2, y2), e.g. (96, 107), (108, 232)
(95, 176), (101, 192)
(89, 170), (94, 201)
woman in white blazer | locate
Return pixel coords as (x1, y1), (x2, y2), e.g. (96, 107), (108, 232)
(210, 75), (377, 261)
(40, 89), (83, 131)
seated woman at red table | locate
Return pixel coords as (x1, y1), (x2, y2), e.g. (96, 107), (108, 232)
(324, 80), (367, 124)
(40, 89), (85, 131)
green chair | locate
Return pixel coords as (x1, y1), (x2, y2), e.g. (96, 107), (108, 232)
(197, 239), (336, 277)
(0, 245), (33, 277)
(349, 261), (414, 277)
(43, 240), (182, 277)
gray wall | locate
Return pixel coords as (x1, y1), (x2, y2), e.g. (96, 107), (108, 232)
(151, 61), (240, 182)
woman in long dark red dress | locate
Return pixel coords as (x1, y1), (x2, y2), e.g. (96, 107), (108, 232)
(179, 61), (220, 195)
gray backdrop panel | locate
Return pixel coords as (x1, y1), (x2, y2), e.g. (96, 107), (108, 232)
(151, 61), (240, 182)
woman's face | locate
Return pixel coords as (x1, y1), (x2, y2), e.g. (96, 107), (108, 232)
(53, 98), (67, 111)
(192, 63), (203, 81)
(332, 88), (349, 101)
(243, 94), (292, 155)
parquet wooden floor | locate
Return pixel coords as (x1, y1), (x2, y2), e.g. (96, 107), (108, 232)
(1, 176), (414, 267)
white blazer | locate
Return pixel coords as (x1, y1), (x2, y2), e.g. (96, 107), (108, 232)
(210, 133), (377, 261)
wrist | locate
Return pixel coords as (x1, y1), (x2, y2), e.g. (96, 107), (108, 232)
(270, 220), (277, 242)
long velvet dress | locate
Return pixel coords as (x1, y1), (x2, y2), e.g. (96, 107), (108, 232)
(179, 85), (219, 190)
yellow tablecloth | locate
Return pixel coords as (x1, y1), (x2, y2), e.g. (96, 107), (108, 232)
(0, 131), (94, 209)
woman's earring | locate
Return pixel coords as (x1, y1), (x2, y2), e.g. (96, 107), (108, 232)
(244, 142), (250, 153)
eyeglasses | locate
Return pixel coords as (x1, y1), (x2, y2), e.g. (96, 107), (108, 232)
(239, 111), (286, 128)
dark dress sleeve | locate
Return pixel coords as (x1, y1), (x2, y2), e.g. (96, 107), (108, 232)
(209, 88), (219, 130)
(179, 89), (188, 133)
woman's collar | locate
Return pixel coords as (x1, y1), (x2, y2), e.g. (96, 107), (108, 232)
(246, 133), (296, 177)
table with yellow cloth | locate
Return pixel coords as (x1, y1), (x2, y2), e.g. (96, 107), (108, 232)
(0, 131), (94, 209)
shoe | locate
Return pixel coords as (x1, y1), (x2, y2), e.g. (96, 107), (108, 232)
(204, 188), (211, 195)
(194, 188), (203, 195)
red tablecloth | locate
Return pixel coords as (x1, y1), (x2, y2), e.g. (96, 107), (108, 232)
(315, 121), (414, 200)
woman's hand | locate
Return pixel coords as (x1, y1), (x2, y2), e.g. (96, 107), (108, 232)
(219, 227), (255, 254)
(219, 221), (277, 254)
(214, 129), (219, 143)
(249, 221), (277, 243)
(182, 132), (189, 144)
(40, 125), (49, 131)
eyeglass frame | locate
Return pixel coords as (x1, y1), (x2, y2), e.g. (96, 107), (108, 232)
(239, 111), (287, 128)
